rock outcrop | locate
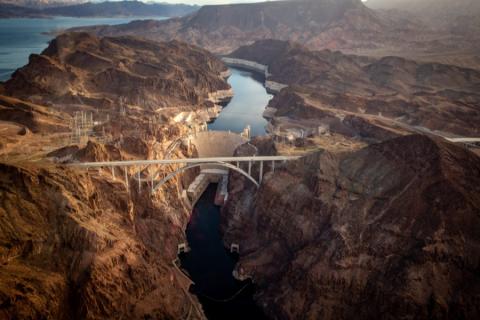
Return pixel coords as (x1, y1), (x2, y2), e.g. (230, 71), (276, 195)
(0, 95), (69, 133)
(0, 157), (195, 319)
(228, 40), (480, 148)
(222, 134), (480, 319)
(5, 32), (229, 111)
(0, 31), (230, 319)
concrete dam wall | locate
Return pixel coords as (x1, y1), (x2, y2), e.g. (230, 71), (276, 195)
(222, 57), (269, 77)
(185, 131), (248, 206)
(221, 57), (288, 94)
(190, 131), (247, 157)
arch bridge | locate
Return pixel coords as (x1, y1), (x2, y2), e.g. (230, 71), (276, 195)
(69, 156), (300, 194)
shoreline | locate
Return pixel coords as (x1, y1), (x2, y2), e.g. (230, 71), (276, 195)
(221, 57), (288, 94)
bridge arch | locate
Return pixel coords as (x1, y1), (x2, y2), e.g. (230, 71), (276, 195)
(152, 161), (259, 192)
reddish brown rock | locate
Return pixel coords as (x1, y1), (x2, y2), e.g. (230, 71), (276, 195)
(5, 32), (229, 111)
(230, 40), (480, 140)
(222, 134), (480, 319)
(0, 152), (199, 319)
(0, 30), (226, 320)
(0, 95), (69, 133)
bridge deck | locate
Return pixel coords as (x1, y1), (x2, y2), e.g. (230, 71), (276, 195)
(69, 156), (301, 168)
(446, 138), (480, 143)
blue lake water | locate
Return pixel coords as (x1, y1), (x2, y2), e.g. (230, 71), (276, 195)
(208, 68), (272, 137)
(0, 17), (167, 81)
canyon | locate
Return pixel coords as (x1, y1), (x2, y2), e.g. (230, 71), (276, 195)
(0, 31), (233, 319)
(225, 39), (480, 153)
(0, 0), (479, 319)
(222, 134), (480, 319)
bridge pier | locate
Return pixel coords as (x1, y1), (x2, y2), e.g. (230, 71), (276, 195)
(259, 161), (263, 184)
(137, 170), (141, 192)
(124, 167), (129, 190)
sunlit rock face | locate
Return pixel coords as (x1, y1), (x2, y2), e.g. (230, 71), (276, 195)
(222, 134), (480, 319)
(4, 32), (229, 110)
(0, 30), (233, 319)
(0, 157), (193, 319)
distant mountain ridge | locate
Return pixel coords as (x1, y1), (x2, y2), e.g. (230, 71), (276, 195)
(365, 0), (480, 32)
(72, 0), (386, 54)
(70, 0), (480, 71)
(0, 0), (85, 8)
(0, 1), (199, 18)
(43, 1), (199, 18)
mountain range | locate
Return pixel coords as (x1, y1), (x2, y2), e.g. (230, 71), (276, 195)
(0, 0), (198, 18)
(366, 0), (480, 35)
(73, 0), (480, 70)
(0, 0), (85, 8)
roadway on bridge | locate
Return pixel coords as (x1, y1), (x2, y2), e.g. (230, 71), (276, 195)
(68, 155), (301, 168)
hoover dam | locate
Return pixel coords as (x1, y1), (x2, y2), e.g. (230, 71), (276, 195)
(177, 66), (283, 319)
(159, 66), (283, 318)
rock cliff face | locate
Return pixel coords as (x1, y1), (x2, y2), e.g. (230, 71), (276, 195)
(0, 95), (71, 157)
(229, 40), (480, 147)
(222, 134), (480, 319)
(0, 95), (69, 133)
(0, 32), (229, 319)
(5, 32), (229, 111)
(0, 153), (195, 319)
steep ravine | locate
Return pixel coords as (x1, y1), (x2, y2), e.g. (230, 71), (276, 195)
(221, 134), (480, 319)
(177, 66), (273, 320)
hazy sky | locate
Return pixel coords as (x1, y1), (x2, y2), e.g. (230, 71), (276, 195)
(124, 0), (367, 5)
(128, 0), (273, 4)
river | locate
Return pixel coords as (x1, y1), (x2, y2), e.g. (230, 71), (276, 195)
(208, 68), (272, 137)
(181, 67), (271, 319)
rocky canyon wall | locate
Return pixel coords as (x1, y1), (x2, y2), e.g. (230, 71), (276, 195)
(222, 134), (480, 319)
(0, 32), (233, 319)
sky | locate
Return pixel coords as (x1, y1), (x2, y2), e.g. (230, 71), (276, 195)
(114, 0), (368, 5)
(128, 0), (274, 5)
(84, 0), (368, 6)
